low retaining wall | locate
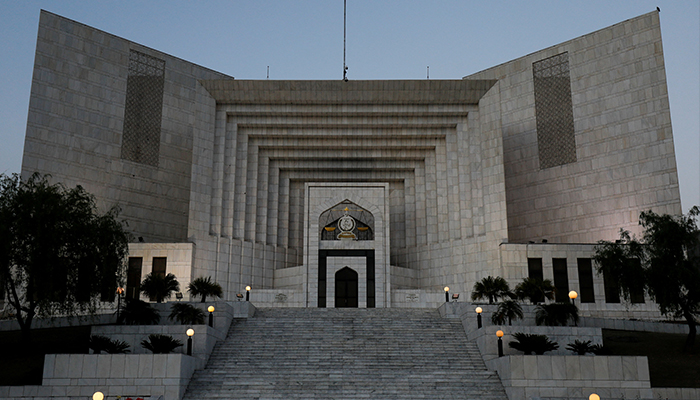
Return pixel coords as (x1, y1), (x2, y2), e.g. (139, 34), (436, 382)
(41, 354), (195, 400)
(488, 355), (653, 400)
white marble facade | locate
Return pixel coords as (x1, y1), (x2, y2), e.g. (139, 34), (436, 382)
(20, 11), (682, 313)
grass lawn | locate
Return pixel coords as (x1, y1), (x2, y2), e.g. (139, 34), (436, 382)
(603, 329), (700, 388)
(0, 325), (91, 386)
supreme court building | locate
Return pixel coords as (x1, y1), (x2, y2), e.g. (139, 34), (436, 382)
(20, 10), (681, 315)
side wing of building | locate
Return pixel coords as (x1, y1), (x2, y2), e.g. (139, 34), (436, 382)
(21, 10), (232, 243)
(465, 11), (682, 244)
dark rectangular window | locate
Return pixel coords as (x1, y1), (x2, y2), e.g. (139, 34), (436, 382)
(603, 270), (621, 304)
(152, 257), (167, 277)
(627, 258), (645, 304)
(527, 258), (544, 281)
(126, 257), (143, 300)
(552, 258), (570, 302)
(577, 258), (595, 303)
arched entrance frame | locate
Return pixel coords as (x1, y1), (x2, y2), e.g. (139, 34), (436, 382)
(303, 182), (391, 308)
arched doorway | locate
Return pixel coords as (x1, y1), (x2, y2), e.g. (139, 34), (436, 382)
(335, 267), (358, 308)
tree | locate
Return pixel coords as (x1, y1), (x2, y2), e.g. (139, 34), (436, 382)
(0, 173), (130, 342)
(169, 303), (205, 325)
(508, 333), (559, 355)
(187, 276), (223, 303)
(471, 276), (513, 304)
(491, 300), (524, 326)
(140, 272), (180, 303)
(535, 303), (579, 326)
(120, 298), (160, 325)
(594, 207), (700, 350)
(514, 277), (555, 304)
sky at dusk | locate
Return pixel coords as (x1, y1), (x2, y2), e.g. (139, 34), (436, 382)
(1, 1), (698, 210)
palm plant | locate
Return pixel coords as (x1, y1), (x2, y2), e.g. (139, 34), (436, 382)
(89, 335), (130, 354)
(491, 300), (524, 326)
(141, 334), (183, 354)
(140, 272), (180, 303)
(187, 276), (223, 303)
(120, 298), (160, 325)
(509, 333), (559, 355)
(535, 302), (579, 326)
(169, 303), (206, 325)
(514, 277), (555, 304)
(566, 340), (595, 355)
(471, 276), (513, 304)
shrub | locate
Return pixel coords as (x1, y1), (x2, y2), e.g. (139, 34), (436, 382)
(491, 300), (524, 326)
(591, 343), (613, 355)
(471, 276), (514, 304)
(187, 276), (223, 303)
(514, 277), (555, 304)
(535, 302), (579, 326)
(169, 303), (206, 325)
(140, 272), (180, 303)
(141, 334), (183, 354)
(566, 339), (595, 355)
(120, 298), (160, 325)
(508, 333), (559, 355)
(89, 335), (130, 354)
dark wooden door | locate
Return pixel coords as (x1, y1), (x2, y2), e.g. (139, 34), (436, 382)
(335, 267), (358, 308)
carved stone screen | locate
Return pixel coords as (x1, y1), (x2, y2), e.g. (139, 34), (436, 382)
(121, 50), (165, 166)
(533, 52), (577, 169)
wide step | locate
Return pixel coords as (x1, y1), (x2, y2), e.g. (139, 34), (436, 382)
(183, 308), (508, 400)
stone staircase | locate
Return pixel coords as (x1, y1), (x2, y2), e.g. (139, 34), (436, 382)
(182, 307), (508, 399)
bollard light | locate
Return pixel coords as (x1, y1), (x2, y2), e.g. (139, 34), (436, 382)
(475, 307), (483, 329)
(93, 392), (104, 400)
(246, 285), (251, 302)
(444, 286), (450, 303)
(496, 330), (504, 357)
(208, 305), (215, 327)
(186, 328), (194, 356)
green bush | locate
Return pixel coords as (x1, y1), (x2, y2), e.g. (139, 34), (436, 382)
(508, 332), (559, 355)
(187, 276), (223, 303)
(566, 339), (595, 355)
(140, 272), (180, 303)
(591, 343), (613, 355)
(169, 303), (206, 325)
(514, 277), (555, 304)
(120, 298), (160, 325)
(89, 335), (130, 354)
(491, 300), (524, 326)
(141, 334), (183, 354)
(471, 276), (514, 304)
(535, 302), (579, 326)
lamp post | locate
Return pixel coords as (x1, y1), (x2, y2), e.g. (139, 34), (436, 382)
(186, 328), (194, 356)
(116, 287), (124, 324)
(208, 305), (215, 327)
(496, 330), (504, 357)
(589, 394), (600, 400)
(444, 286), (450, 303)
(245, 286), (251, 301)
(475, 307), (483, 329)
(569, 290), (578, 305)
(569, 290), (579, 326)
(92, 391), (104, 400)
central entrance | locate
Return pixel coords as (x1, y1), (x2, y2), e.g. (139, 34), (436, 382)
(335, 267), (359, 308)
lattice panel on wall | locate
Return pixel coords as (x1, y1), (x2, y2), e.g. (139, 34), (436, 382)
(533, 52), (577, 169)
(121, 50), (165, 167)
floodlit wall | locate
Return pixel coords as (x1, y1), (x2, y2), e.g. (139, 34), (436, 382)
(466, 11), (682, 244)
